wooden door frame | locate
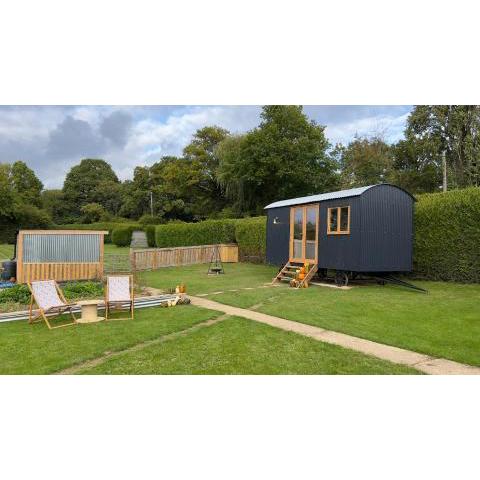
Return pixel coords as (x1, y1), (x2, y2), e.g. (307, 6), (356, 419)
(289, 204), (319, 263)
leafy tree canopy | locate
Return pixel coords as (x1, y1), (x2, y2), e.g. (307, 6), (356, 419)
(336, 136), (393, 188)
(406, 105), (480, 188)
(10, 161), (43, 207)
(217, 105), (338, 215)
(62, 158), (120, 219)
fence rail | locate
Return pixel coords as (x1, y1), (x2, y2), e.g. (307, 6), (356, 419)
(131, 244), (239, 271)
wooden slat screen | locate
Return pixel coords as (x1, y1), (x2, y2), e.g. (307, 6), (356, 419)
(132, 244), (239, 271)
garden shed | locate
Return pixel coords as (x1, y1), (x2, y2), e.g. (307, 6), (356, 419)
(16, 230), (108, 284)
(265, 184), (415, 285)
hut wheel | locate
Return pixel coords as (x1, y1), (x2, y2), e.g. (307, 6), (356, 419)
(335, 270), (349, 287)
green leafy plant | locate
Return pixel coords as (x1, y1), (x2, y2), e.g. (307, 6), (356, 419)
(62, 281), (104, 300)
(112, 226), (136, 247)
(0, 284), (31, 304)
(155, 219), (237, 248)
(234, 217), (266, 262)
(414, 187), (480, 282)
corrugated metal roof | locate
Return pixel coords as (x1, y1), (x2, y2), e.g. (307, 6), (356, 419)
(264, 185), (375, 209)
(23, 234), (101, 262)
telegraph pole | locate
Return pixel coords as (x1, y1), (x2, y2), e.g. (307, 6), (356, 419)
(150, 191), (154, 216)
(442, 150), (447, 192)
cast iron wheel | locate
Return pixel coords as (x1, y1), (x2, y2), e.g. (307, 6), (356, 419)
(334, 270), (349, 287)
(317, 268), (328, 280)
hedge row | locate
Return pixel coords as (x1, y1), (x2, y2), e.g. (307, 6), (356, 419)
(155, 219), (237, 248)
(413, 187), (480, 282)
(234, 217), (266, 261)
(152, 217), (266, 260)
(111, 225), (156, 247)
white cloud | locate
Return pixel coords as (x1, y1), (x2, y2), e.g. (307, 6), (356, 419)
(0, 105), (410, 188)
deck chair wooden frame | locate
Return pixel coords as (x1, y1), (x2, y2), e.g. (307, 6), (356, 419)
(27, 280), (77, 330)
(105, 274), (134, 321)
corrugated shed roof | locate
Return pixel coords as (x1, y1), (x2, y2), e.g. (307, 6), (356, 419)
(264, 185), (375, 209)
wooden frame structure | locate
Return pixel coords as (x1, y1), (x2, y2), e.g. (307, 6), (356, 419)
(104, 274), (134, 321)
(27, 280), (77, 330)
(289, 204), (319, 263)
(327, 206), (351, 235)
(16, 230), (108, 284)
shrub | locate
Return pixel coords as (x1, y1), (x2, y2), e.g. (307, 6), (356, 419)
(235, 217), (266, 262)
(0, 281), (104, 306)
(155, 219), (237, 248)
(55, 222), (139, 243)
(112, 226), (136, 247)
(62, 281), (103, 300)
(0, 284), (30, 305)
(80, 203), (106, 224)
(138, 214), (163, 225)
(0, 206), (53, 243)
(414, 188), (480, 282)
(145, 225), (156, 247)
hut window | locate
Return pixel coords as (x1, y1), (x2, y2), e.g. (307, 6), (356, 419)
(328, 206), (350, 234)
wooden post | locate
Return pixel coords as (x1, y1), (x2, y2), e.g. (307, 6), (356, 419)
(99, 233), (104, 279)
(16, 231), (23, 283)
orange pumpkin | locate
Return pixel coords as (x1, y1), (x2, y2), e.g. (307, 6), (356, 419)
(298, 272), (305, 281)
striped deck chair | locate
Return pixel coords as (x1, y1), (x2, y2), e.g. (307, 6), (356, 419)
(105, 275), (134, 320)
(28, 280), (77, 330)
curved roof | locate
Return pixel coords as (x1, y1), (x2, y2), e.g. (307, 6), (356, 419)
(264, 184), (414, 209)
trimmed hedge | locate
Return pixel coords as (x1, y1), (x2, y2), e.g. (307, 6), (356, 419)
(145, 225), (156, 247)
(235, 217), (266, 262)
(414, 188), (480, 282)
(111, 225), (157, 247)
(155, 219), (237, 248)
(111, 226), (136, 247)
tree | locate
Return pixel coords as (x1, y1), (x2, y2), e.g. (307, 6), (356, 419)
(149, 156), (204, 221)
(0, 164), (18, 221)
(217, 106), (338, 215)
(119, 167), (152, 219)
(390, 138), (441, 193)
(406, 105), (480, 188)
(62, 158), (120, 220)
(80, 203), (107, 223)
(183, 126), (230, 215)
(119, 157), (205, 221)
(10, 161), (43, 207)
(0, 163), (51, 239)
(41, 189), (71, 224)
(337, 136), (394, 188)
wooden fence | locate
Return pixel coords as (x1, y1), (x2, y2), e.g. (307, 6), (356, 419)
(131, 244), (239, 271)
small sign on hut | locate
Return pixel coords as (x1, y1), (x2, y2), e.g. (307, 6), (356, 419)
(16, 230), (108, 284)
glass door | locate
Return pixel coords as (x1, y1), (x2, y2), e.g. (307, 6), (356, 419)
(291, 207), (304, 261)
(305, 206), (318, 262)
(289, 205), (318, 263)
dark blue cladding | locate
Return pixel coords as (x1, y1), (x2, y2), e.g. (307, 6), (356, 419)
(265, 184), (415, 273)
(266, 206), (290, 265)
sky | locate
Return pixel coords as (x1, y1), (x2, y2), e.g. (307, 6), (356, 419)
(0, 105), (412, 189)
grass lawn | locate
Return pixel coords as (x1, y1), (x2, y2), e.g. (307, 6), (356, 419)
(0, 305), (219, 374)
(80, 316), (419, 374)
(138, 262), (278, 294)
(104, 244), (130, 254)
(141, 263), (480, 367)
(0, 243), (14, 261)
